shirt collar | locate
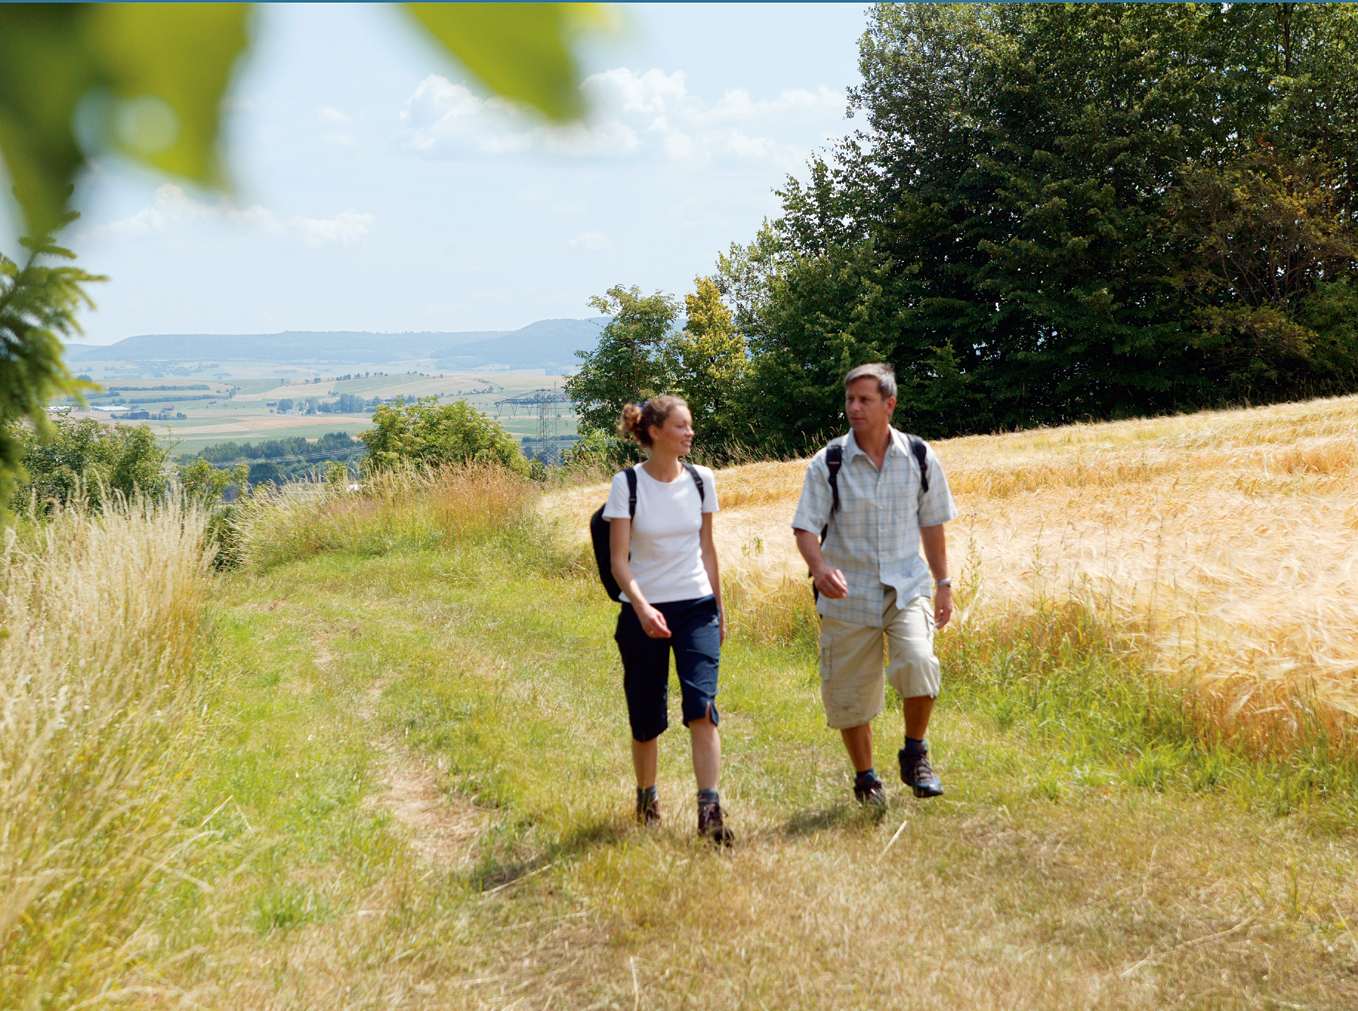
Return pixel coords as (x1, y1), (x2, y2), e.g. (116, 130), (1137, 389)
(843, 427), (903, 463)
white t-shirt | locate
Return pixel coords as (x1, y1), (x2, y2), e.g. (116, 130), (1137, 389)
(602, 464), (719, 604)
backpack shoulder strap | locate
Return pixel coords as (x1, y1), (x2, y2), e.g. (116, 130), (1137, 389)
(903, 433), (929, 494)
(682, 462), (705, 504)
(825, 441), (844, 516)
(625, 467), (638, 518)
(819, 440), (845, 546)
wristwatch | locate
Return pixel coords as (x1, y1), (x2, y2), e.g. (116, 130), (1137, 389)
(935, 578), (953, 588)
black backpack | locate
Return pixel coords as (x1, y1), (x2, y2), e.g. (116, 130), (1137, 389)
(812, 433), (929, 598)
(590, 463), (706, 601)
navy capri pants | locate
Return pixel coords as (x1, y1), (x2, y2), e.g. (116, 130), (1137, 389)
(615, 595), (721, 742)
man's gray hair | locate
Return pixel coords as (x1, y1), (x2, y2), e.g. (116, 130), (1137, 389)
(844, 363), (897, 401)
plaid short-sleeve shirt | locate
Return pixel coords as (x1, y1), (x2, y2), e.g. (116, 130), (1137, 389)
(791, 429), (958, 628)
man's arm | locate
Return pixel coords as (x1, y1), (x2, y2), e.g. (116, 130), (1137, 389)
(919, 523), (952, 628)
(794, 528), (848, 599)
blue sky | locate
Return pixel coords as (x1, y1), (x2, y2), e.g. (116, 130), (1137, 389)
(6, 3), (870, 344)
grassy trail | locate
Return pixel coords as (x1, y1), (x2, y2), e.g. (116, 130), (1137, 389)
(165, 524), (1358, 1011)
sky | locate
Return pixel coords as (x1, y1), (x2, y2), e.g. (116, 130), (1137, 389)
(4, 3), (871, 344)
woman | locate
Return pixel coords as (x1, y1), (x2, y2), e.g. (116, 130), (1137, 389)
(604, 395), (730, 844)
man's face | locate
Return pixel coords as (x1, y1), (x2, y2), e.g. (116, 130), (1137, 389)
(845, 377), (895, 434)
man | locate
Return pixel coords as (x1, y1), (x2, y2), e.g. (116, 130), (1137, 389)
(792, 363), (957, 806)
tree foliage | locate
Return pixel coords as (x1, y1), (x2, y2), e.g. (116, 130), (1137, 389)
(0, 228), (104, 503)
(736, 2), (1358, 446)
(565, 285), (680, 437)
(359, 397), (525, 473)
(670, 277), (750, 450)
(565, 279), (760, 464)
(7, 416), (169, 513)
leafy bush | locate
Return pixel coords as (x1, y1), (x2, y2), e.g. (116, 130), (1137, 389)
(8, 417), (169, 513)
(359, 397), (525, 473)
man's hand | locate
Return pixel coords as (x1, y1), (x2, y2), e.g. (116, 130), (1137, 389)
(813, 566), (849, 599)
(934, 585), (953, 629)
(638, 604), (672, 639)
(795, 529), (848, 599)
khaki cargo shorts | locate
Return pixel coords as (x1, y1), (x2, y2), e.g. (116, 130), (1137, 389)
(818, 589), (940, 730)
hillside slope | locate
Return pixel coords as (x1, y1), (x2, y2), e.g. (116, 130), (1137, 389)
(64, 317), (604, 370)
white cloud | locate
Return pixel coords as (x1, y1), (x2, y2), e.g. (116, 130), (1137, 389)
(296, 211), (375, 248)
(569, 231), (612, 250)
(101, 184), (281, 237)
(97, 184), (372, 249)
(398, 69), (845, 168)
(318, 105), (354, 124)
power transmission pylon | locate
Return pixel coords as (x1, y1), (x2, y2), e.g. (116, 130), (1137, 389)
(495, 387), (572, 445)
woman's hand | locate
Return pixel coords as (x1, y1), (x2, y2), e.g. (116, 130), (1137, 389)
(718, 605), (728, 645)
(638, 604), (672, 639)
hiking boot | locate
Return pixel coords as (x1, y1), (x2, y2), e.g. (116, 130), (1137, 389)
(898, 740), (944, 798)
(636, 790), (661, 828)
(697, 800), (734, 847)
(853, 775), (888, 809)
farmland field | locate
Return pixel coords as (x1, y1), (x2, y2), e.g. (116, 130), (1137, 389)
(57, 367), (577, 457)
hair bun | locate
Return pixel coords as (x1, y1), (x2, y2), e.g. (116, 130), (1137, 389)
(618, 403), (644, 439)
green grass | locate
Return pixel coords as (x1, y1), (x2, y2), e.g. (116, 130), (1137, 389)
(17, 477), (1358, 1009)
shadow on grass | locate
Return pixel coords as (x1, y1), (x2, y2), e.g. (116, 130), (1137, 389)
(472, 818), (627, 893)
(779, 801), (886, 837)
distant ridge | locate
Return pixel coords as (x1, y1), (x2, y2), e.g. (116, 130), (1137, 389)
(65, 318), (607, 371)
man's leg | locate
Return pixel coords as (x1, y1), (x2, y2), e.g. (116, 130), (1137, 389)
(903, 695), (934, 741)
(886, 596), (943, 798)
(840, 723), (874, 773)
(819, 616), (887, 803)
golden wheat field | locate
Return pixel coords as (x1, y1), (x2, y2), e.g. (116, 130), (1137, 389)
(545, 395), (1358, 754)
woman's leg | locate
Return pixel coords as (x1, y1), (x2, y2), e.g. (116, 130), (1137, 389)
(617, 603), (670, 792)
(632, 736), (659, 788)
(688, 708), (721, 791)
(672, 597), (723, 792)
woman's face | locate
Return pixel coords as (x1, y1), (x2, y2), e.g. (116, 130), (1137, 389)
(648, 406), (694, 457)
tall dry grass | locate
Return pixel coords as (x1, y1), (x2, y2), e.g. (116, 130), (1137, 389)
(543, 395), (1358, 756)
(0, 498), (213, 1007)
(239, 463), (539, 570)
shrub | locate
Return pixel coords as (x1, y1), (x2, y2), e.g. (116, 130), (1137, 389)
(8, 417), (169, 513)
(359, 397), (526, 473)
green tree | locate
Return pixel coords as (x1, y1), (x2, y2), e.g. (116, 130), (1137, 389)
(565, 285), (680, 436)
(742, 2), (1358, 449)
(0, 229), (104, 504)
(359, 397), (525, 473)
(9, 417), (169, 513)
(178, 456), (248, 506)
(669, 276), (749, 454)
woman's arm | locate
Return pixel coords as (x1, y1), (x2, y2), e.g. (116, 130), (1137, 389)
(699, 512), (727, 644)
(609, 516), (671, 638)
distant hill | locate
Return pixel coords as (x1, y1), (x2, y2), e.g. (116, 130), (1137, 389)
(65, 318), (607, 371)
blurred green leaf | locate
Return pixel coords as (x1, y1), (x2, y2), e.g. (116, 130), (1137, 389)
(0, 4), (98, 239)
(87, 3), (250, 184)
(0, 3), (249, 239)
(0, 2), (601, 242)
(405, 2), (605, 122)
